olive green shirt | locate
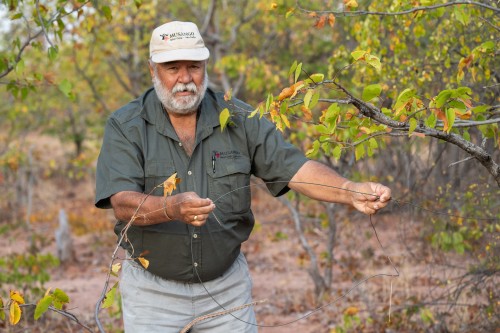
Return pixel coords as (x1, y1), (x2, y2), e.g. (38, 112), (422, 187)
(95, 87), (308, 282)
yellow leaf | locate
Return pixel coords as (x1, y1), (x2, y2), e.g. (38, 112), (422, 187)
(163, 173), (180, 197)
(111, 263), (122, 276)
(138, 257), (149, 269)
(344, 0), (358, 9)
(10, 291), (24, 305)
(9, 301), (21, 325)
(223, 88), (232, 101)
(344, 306), (359, 316)
(280, 114), (291, 129)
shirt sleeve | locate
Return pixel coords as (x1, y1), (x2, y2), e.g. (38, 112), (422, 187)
(94, 116), (145, 209)
(244, 114), (309, 197)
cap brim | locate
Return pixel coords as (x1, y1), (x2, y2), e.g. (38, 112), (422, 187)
(151, 48), (210, 63)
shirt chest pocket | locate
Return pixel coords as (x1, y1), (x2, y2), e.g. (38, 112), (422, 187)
(145, 161), (176, 197)
(207, 157), (251, 216)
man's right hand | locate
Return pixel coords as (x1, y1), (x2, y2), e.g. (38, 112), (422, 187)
(166, 192), (216, 226)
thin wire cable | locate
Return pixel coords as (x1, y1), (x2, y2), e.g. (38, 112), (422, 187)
(187, 181), (401, 330)
(128, 180), (498, 330)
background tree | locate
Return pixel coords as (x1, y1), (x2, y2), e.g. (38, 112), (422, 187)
(0, 0), (498, 332)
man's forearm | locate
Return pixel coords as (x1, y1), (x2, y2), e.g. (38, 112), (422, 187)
(289, 160), (354, 205)
(111, 191), (170, 226)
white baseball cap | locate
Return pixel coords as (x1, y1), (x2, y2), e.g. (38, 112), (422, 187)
(149, 21), (210, 63)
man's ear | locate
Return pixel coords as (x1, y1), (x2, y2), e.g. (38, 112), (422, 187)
(148, 60), (155, 80)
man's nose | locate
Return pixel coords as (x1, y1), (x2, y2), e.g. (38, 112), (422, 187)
(177, 66), (192, 83)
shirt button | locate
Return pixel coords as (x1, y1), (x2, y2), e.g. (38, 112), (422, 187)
(178, 142), (182, 146)
(193, 233), (198, 239)
(193, 262), (198, 267)
(187, 170), (192, 175)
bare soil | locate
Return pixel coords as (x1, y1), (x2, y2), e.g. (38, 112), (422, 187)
(1, 135), (497, 333)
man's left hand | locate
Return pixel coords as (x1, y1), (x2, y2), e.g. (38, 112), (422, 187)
(347, 182), (391, 215)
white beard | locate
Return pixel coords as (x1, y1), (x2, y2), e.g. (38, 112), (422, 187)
(153, 72), (208, 115)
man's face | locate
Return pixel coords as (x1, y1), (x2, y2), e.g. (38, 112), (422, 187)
(150, 60), (208, 115)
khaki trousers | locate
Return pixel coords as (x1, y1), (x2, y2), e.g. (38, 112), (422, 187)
(120, 252), (257, 333)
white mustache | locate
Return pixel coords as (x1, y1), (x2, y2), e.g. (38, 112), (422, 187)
(172, 82), (197, 94)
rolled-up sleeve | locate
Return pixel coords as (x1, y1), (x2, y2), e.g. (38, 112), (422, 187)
(245, 115), (309, 197)
(95, 116), (145, 209)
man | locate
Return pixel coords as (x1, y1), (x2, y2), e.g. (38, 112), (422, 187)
(95, 21), (391, 333)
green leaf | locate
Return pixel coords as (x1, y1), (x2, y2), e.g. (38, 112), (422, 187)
(52, 289), (69, 310)
(366, 55), (381, 71)
(332, 145), (342, 160)
(0, 297), (5, 321)
(306, 140), (320, 157)
(34, 295), (53, 320)
(408, 118), (418, 136)
(362, 84), (382, 102)
(425, 113), (437, 128)
(10, 12), (23, 20)
(294, 62), (302, 83)
(310, 92), (320, 109)
(368, 138), (378, 149)
(15, 59), (25, 74)
(48, 46), (58, 62)
(471, 105), (488, 114)
(351, 50), (366, 61)
(248, 106), (259, 118)
(355, 144), (365, 160)
(315, 124), (329, 134)
(219, 108), (231, 132)
(453, 5), (469, 26)
(420, 308), (435, 324)
(58, 79), (72, 97)
(435, 90), (452, 108)
(288, 61), (298, 77)
(395, 89), (415, 107)
(101, 5), (113, 21)
(102, 283), (118, 309)
(304, 73), (324, 85)
(445, 108), (456, 133)
(266, 93), (273, 111)
(303, 89), (314, 108)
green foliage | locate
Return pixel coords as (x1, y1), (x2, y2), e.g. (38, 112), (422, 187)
(0, 253), (59, 294)
(430, 183), (500, 258)
(34, 288), (70, 320)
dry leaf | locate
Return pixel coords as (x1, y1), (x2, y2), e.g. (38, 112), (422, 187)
(328, 13), (336, 28)
(138, 257), (149, 269)
(344, 306), (359, 316)
(301, 105), (313, 121)
(315, 15), (326, 29)
(163, 173), (181, 197)
(278, 87), (294, 101)
(224, 88), (232, 101)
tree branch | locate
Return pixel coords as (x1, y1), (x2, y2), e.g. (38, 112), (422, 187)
(328, 81), (500, 187)
(296, 0), (500, 17)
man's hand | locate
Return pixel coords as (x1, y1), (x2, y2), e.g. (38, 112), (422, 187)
(166, 192), (216, 226)
(346, 182), (391, 215)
